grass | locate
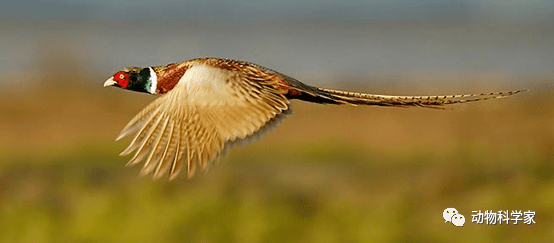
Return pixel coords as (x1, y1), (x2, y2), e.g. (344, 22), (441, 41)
(0, 82), (552, 242)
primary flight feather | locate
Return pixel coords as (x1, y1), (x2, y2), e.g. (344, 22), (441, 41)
(104, 57), (524, 180)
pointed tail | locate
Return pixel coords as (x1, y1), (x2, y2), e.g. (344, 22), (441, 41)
(303, 87), (527, 108)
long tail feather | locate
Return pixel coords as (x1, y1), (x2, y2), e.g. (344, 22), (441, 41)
(311, 88), (527, 108)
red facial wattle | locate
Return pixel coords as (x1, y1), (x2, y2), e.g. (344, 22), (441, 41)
(114, 72), (131, 88)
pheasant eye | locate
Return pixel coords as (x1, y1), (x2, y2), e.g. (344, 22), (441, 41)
(114, 71), (130, 88)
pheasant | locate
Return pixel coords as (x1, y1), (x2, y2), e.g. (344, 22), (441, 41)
(104, 57), (524, 180)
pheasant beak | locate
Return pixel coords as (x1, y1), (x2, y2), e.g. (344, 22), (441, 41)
(104, 77), (117, 87)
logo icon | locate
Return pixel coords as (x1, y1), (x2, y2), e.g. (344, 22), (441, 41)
(451, 214), (465, 227)
(443, 208), (458, 223)
(443, 208), (465, 227)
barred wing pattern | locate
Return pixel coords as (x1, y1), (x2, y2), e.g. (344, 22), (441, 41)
(117, 64), (289, 180)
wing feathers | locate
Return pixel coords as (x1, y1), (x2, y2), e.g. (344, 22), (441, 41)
(116, 99), (164, 141)
(119, 107), (163, 156)
(116, 64), (290, 179)
(125, 114), (165, 166)
(140, 118), (172, 176)
(153, 120), (178, 179)
(168, 126), (184, 180)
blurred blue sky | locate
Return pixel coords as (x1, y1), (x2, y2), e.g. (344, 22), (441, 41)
(2, 0), (553, 22)
(1, 0), (552, 88)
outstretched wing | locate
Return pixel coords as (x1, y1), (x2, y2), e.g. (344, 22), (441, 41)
(116, 64), (289, 180)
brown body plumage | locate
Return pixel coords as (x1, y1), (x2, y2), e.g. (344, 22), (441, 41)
(104, 57), (525, 180)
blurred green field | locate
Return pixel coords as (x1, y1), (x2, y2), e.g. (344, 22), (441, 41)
(0, 75), (553, 242)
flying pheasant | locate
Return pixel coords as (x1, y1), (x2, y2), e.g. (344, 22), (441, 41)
(104, 57), (524, 180)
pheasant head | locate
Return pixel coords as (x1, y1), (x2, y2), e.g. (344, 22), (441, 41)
(104, 66), (158, 95)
